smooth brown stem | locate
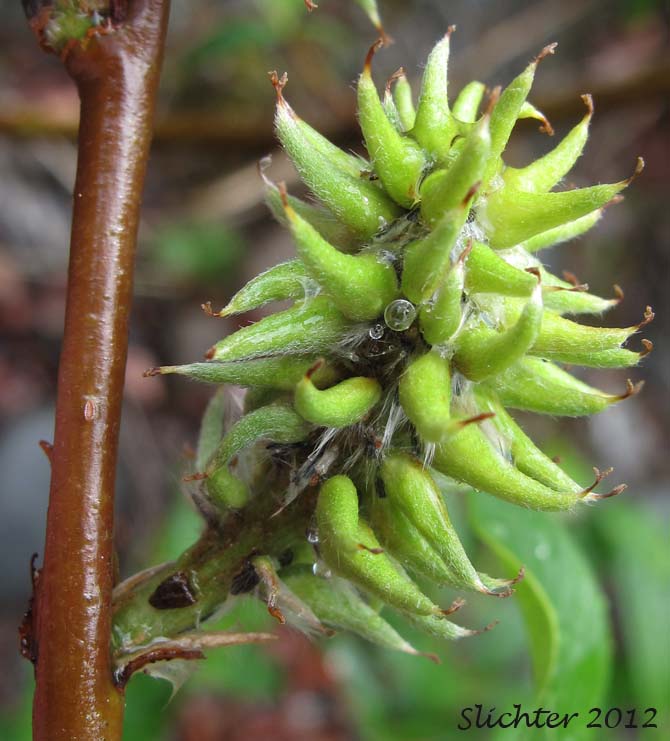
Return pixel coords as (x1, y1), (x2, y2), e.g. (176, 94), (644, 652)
(30, 2), (170, 739)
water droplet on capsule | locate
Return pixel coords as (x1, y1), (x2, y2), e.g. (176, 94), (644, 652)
(312, 561), (332, 578)
(306, 529), (319, 544)
(384, 299), (416, 331)
(369, 323), (385, 340)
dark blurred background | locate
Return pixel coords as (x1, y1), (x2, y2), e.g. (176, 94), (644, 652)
(0, 1), (668, 739)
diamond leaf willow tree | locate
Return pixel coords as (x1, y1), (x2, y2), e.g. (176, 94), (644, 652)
(22, 1), (651, 739)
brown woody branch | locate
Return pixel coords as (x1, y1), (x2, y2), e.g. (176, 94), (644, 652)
(24, 1), (171, 739)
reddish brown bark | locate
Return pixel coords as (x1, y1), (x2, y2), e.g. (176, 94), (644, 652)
(27, 2), (171, 738)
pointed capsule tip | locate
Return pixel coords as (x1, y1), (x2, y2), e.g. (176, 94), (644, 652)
(587, 482), (628, 502)
(636, 305), (655, 330)
(580, 466), (614, 497)
(481, 566), (525, 598)
(305, 358), (325, 379)
(441, 597), (466, 616)
(421, 651), (442, 665)
(201, 301), (225, 318)
(510, 565), (526, 586)
(364, 38), (385, 74)
(627, 157), (645, 184)
(269, 70), (289, 106)
(533, 42), (557, 65)
(471, 619), (500, 636)
(304, 0), (318, 11)
(205, 346), (216, 360)
(538, 115), (554, 137)
(457, 412), (496, 430)
(616, 378), (644, 402)
(484, 85), (502, 117)
(639, 339), (653, 358)
(385, 67), (405, 95)
(458, 239), (474, 263)
(581, 93), (594, 117)
(525, 266), (542, 284)
(277, 181), (294, 218)
(613, 284), (624, 302)
(143, 366), (162, 377)
(462, 181), (481, 207)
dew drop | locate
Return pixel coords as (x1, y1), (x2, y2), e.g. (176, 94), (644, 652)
(369, 323), (385, 340)
(384, 299), (416, 331)
(312, 561), (332, 578)
(306, 529), (319, 544)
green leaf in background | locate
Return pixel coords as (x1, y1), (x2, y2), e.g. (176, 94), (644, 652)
(594, 500), (669, 732)
(470, 495), (612, 740)
(151, 222), (244, 287)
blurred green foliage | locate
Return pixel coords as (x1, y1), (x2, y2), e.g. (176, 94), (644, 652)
(150, 222), (244, 287)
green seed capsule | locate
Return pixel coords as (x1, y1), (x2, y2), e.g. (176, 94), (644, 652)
(265, 181), (358, 252)
(503, 95), (593, 193)
(382, 81), (403, 132)
(541, 268), (619, 315)
(524, 305), (651, 367)
(485, 44), (557, 186)
(210, 296), (350, 362)
(419, 257), (465, 346)
(165, 33), (650, 650)
(404, 612), (475, 641)
(316, 474), (364, 553)
(358, 42), (427, 207)
(393, 71), (416, 131)
(272, 73), (400, 239)
(295, 363), (382, 428)
(433, 422), (586, 511)
(243, 387), (289, 414)
(280, 564), (430, 659)
(453, 283), (543, 381)
(271, 73), (368, 179)
(283, 189), (398, 321)
(204, 404), (310, 509)
(148, 356), (322, 390)
(410, 30), (458, 162)
(520, 209), (603, 253)
(379, 454), (514, 595)
(419, 112), (490, 225)
(398, 350), (453, 443)
(452, 81), (486, 123)
(474, 388), (582, 493)
(216, 260), (312, 317)
(483, 159), (642, 249)
(543, 288), (618, 317)
(402, 200), (470, 303)
(484, 356), (640, 416)
(206, 467), (250, 510)
(369, 493), (455, 584)
(316, 476), (446, 616)
(465, 241), (538, 297)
